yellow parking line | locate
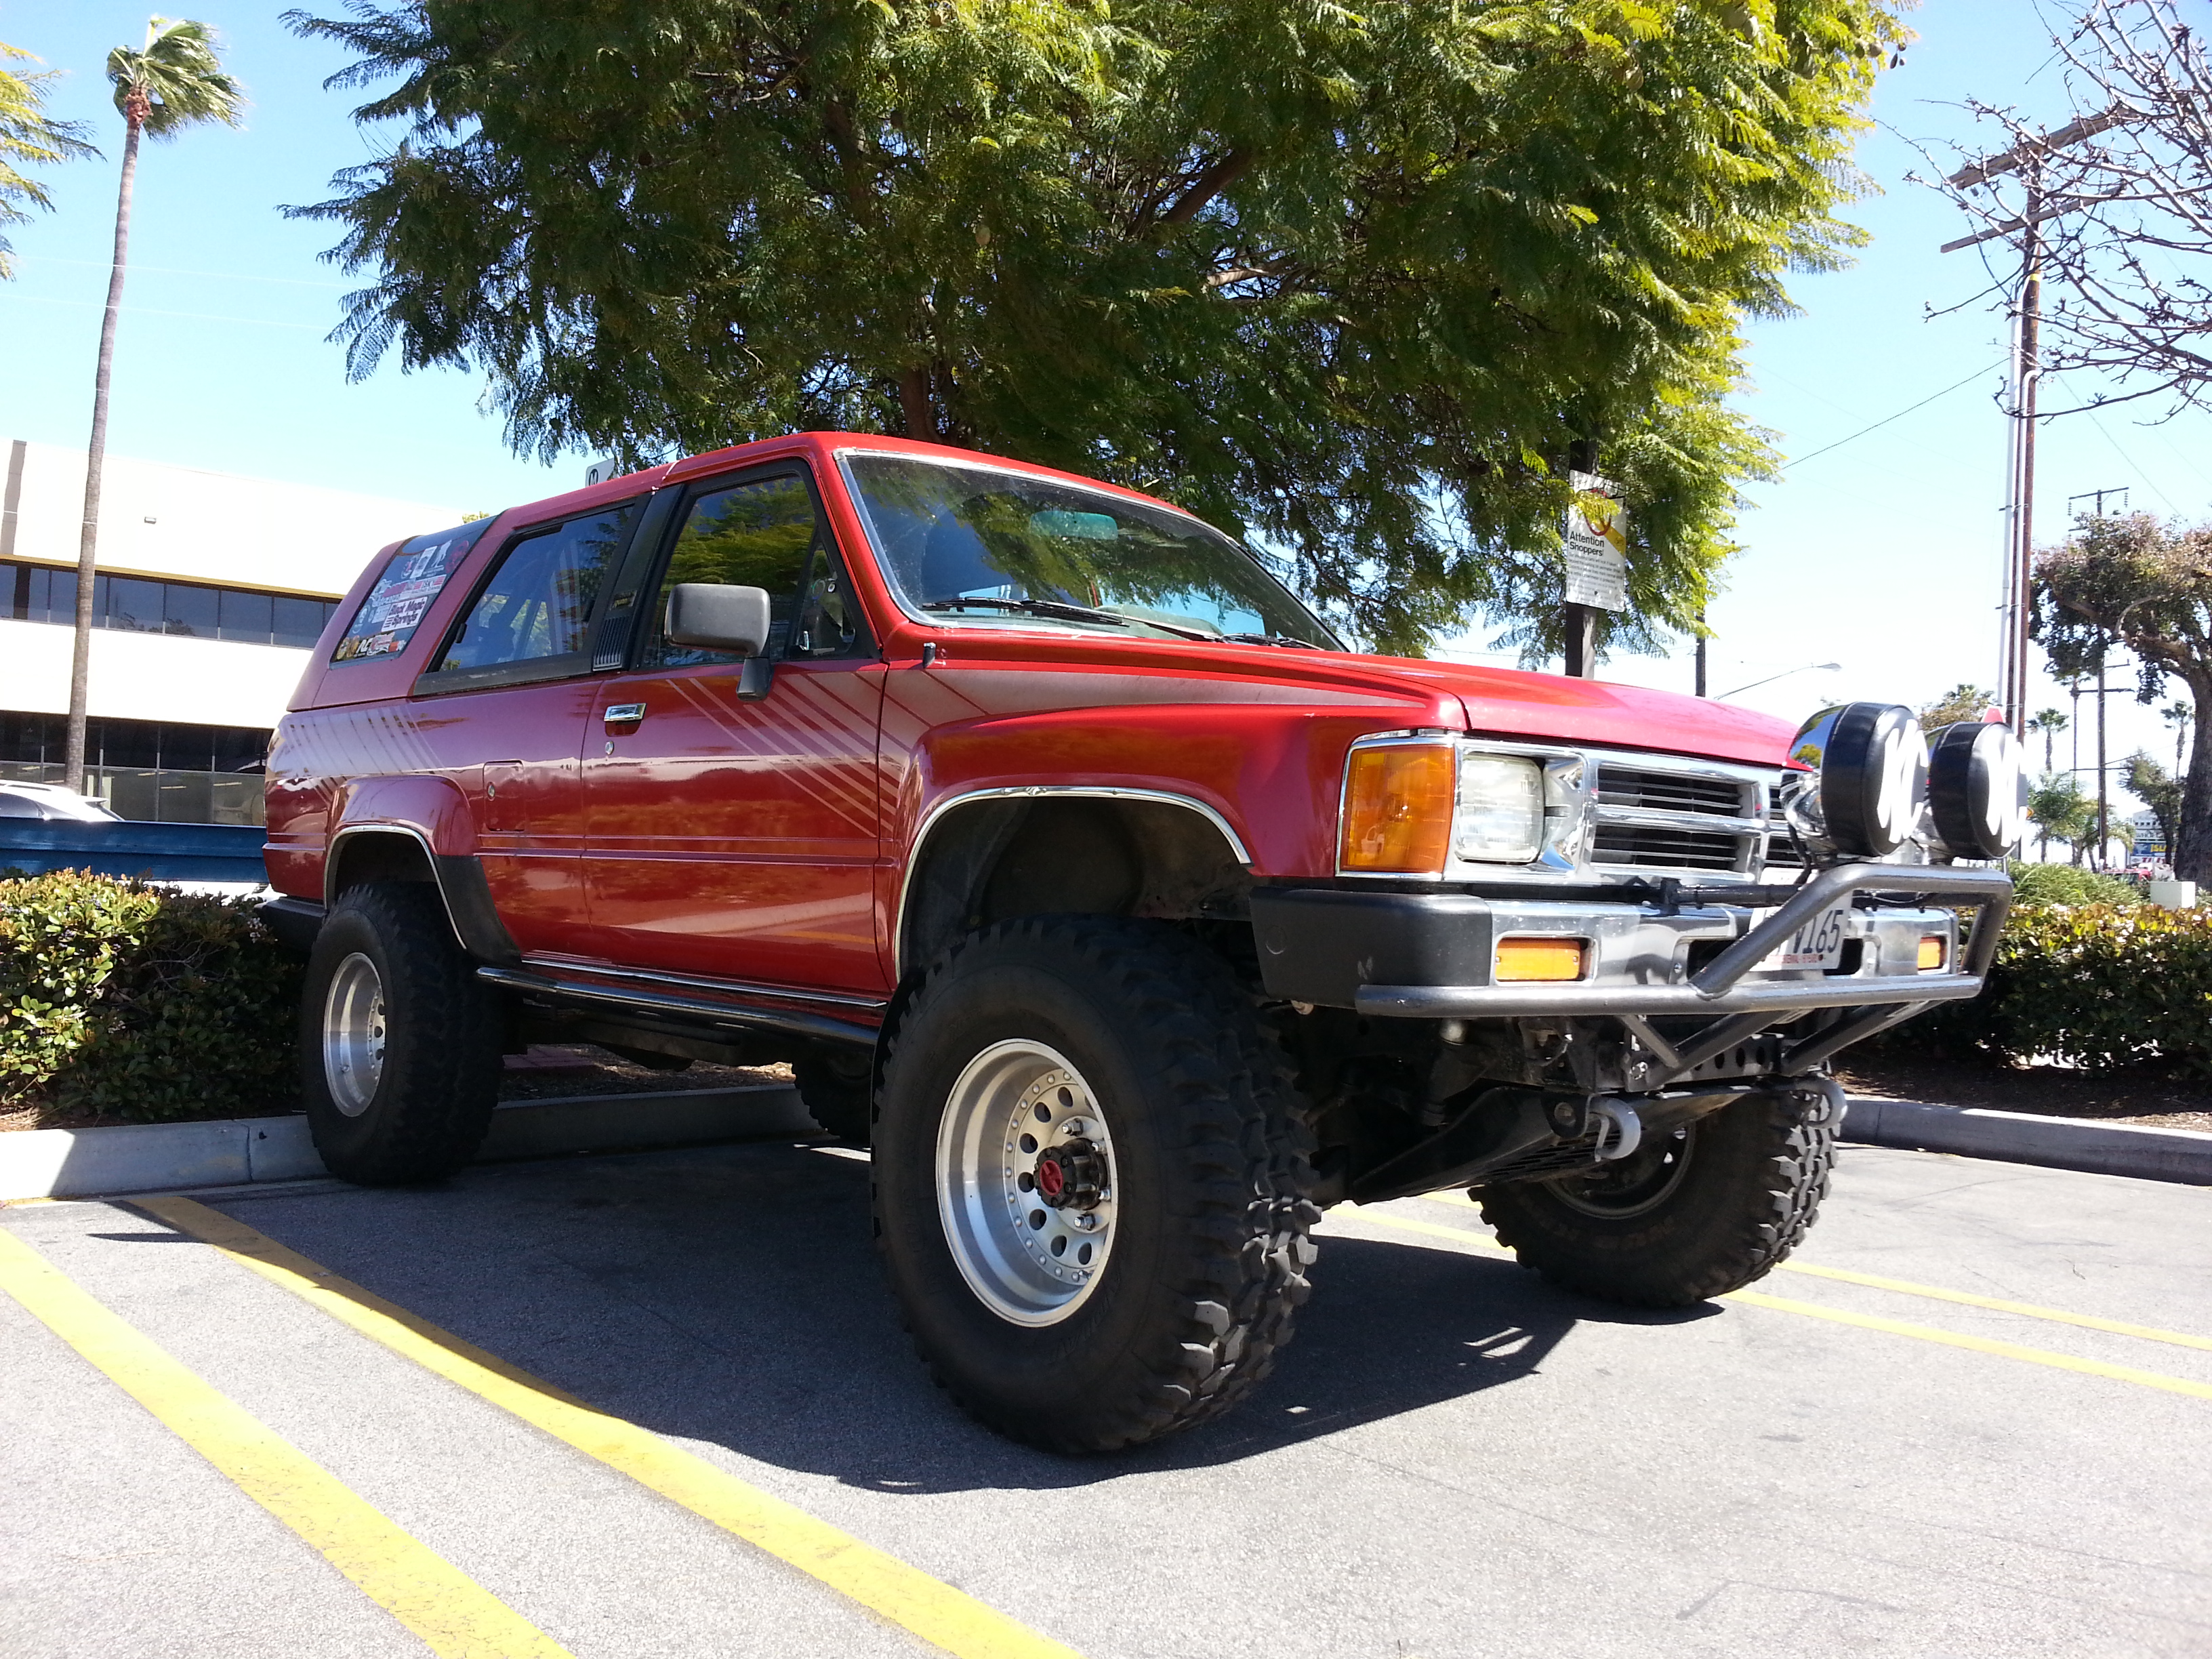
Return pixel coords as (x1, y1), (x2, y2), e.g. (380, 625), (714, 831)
(1725, 1289), (2212, 1401)
(0, 1228), (573, 1659)
(1411, 1189), (2212, 1353)
(137, 1196), (1082, 1659)
(1329, 1207), (2212, 1401)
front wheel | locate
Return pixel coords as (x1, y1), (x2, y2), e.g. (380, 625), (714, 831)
(873, 916), (1317, 1452)
(1477, 1083), (1837, 1307)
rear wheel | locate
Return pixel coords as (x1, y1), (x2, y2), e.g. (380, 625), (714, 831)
(794, 1045), (874, 1145)
(1477, 1084), (1836, 1307)
(300, 882), (501, 1185)
(874, 916), (1317, 1452)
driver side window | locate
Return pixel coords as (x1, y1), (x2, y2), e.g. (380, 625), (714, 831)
(638, 472), (869, 668)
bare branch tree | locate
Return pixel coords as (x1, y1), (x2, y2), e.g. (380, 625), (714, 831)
(1923, 0), (2212, 419)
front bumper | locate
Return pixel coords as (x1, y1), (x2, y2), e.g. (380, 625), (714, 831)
(1250, 862), (2013, 1021)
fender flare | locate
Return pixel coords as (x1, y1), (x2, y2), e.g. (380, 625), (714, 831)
(893, 785), (1254, 979)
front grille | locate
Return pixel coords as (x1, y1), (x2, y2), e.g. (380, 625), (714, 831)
(1582, 754), (1772, 879)
(1591, 823), (1746, 872)
(1595, 765), (1749, 819)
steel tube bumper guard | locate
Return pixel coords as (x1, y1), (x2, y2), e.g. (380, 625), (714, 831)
(1250, 863), (2013, 1021)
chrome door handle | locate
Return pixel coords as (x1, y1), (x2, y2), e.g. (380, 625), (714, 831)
(602, 702), (647, 724)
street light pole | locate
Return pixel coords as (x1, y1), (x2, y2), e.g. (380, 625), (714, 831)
(1715, 662), (1842, 700)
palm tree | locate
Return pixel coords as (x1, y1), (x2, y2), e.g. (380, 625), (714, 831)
(1, 43), (99, 278)
(64, 18), (242, 794)
(2028, 708), (2068, 773)
(2165, 699), (2194, 775)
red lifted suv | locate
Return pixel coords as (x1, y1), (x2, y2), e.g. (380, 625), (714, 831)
(264, 432), (2018, 1451)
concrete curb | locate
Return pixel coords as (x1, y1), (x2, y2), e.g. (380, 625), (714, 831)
(0, 1084), (817, 1202)
(1841, 1095), (2212, 1186)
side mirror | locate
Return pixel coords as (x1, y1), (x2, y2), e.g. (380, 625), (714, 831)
(665, 583), (771, 657)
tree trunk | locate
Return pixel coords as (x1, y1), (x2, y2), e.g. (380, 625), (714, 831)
(66, 110), (142, 795)
(2173, 678), (2212, 884)
(897, 366), (937, 443)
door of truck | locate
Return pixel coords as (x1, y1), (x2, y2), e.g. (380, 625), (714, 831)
(580, 466), (886, 996)
(405, 499), (646, 955)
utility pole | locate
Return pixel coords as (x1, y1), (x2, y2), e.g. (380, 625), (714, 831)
(2096, 661), (2109, 868)
(1944, 106), (2135, 742)
(1694, 609), (1708, 697)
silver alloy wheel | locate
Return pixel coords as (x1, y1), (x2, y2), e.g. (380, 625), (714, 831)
(935, 1039), (1119, 1327)
(322, 951), (387, 1119)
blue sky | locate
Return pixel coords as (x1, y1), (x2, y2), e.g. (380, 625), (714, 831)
(1, 0), (2203, 806)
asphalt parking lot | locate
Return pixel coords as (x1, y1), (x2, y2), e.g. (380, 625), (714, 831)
(3, 1139), (2208, 1659)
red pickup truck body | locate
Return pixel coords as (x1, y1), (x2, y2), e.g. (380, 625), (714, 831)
(267, 430), (1798, 1009)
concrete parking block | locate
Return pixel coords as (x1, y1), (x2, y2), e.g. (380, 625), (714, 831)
(1843, 1095), (2212, 1185)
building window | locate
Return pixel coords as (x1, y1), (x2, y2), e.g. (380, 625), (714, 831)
(3, 561), (339, 649)
(0, 712), (269, 825)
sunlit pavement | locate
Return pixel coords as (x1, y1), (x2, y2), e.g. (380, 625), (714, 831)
(4, 1137), (2207, 1659)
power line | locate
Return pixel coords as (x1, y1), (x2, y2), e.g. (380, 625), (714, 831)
(2085, 409), (2182, 514)
(0, 293), (325, 333)
(10, 253), (351, 291)
(1779, 360), (2007, 470)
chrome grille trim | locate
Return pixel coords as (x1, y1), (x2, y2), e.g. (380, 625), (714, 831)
(1585, 753), (1774, 881)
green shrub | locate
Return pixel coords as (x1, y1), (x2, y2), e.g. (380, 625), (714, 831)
(0, 869), (302, 1120)
(2005, 862), (2142, 906)
(1896, 901), (2212, 1076)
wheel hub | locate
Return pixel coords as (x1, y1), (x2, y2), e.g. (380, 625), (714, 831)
(321, 951), (387, 1119)
(935, 1040), (1120, 1327)
(1033, 1137), (1105, 1210)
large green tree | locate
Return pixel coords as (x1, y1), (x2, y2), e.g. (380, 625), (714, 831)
(289, 0), (1902, 652)
(66, 18), (243, 794)
(0, 42), (98, 279)
(2035, 511), (2212, 881)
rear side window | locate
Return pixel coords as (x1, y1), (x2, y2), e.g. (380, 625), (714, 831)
(437, 505), (638, 672)
(331, 521), (492, 663)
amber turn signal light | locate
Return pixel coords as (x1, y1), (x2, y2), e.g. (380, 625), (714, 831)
(1917, 935), (1946, 971)
(1494, 937), (1588, 982)
(1341, 745), (1456, 874)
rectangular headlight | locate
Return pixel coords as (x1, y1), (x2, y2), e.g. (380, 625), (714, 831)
(1454, 753), (1544, 863)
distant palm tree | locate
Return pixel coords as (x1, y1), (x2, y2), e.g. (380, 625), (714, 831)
(2165, 700), (2194, 775)
(64, 18), (242, 794)
(0, 42), (99, 278)
(2028, 708), (2068, 773)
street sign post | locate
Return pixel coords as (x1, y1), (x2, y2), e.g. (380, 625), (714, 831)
(1562, 471), (1627, 676)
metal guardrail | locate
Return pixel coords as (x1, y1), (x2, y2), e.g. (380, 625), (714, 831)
(0, 821), (269, 885)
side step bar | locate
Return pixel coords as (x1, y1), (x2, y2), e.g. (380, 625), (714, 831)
(477, 964), (880, 1048)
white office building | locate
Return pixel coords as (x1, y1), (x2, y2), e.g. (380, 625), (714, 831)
(1, 438), (458, 823)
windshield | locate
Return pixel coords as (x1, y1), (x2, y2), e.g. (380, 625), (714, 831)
(840, 453), (1342, 649)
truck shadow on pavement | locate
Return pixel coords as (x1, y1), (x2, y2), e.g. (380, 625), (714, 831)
(200, 1136), (1716, 1494)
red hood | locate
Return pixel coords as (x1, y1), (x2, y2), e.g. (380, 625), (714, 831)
(1345, 655), (1799, 767)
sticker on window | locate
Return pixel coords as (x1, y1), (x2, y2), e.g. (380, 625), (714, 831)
(330, 521), (491, 663)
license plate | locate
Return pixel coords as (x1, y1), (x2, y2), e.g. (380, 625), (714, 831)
(1754, 903), (1851, 970)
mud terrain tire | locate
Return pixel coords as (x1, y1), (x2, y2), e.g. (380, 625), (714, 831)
(873, 916), (1317, 1452)
(794, 1046), (874, 1145)
(300, 882), (502, 1185)
(1477, 1084), (1836, 1307)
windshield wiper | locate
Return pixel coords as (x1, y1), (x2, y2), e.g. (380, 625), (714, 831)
(921, 597), (1214, 641)
(1220, 632), (1324, 649)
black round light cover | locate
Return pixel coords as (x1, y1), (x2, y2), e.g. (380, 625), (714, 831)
(1798, 701), (1928, 857)
(1928, 720), (2026, 859)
